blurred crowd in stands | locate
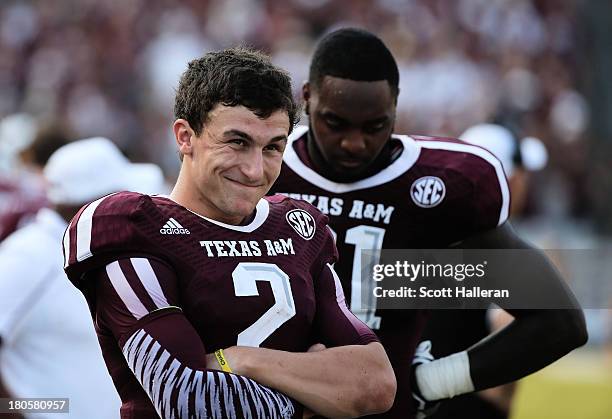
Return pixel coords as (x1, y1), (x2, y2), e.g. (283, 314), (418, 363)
(0, 0), (594, 220)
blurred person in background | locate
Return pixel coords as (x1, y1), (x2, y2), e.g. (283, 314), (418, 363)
(0, 114), (64, 241)
(269, 27), (586, 419)
(0, 137), (165, 418)
(421, 122), (549, 419)
(461, 123), (549, 217)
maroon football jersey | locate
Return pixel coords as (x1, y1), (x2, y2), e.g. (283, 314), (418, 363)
(63, 191), (377, 418)
(269, 126), (510, 418)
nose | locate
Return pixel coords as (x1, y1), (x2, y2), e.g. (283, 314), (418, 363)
(339, 130), (367, 156)
(240, 149), (265, 182)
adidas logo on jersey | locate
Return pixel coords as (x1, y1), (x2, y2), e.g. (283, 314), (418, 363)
(160, 218), (190, 235)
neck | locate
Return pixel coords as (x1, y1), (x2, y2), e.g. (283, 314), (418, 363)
(306, 129), (394, 183)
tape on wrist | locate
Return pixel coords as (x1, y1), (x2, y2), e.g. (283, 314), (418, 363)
(415, 351), (474, 401)
(214, 349), (233, 373)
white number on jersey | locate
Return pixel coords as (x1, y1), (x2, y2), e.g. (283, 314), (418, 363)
(232, 263), (296, 347)
(329, 225), (386, 329)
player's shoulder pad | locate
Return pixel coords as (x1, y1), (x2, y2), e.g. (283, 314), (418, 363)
(63, 191), (163, 285)
(413, 135), (500, 178)
(267, 193), (330, 224)
(266, 193), (332, 240)
(413, 135), (510, 226)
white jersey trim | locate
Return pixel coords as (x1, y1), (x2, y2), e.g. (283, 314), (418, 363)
(106, 261), (149, 319)
(283, 126), (421, 193)
(62, 224), (71, 269)
(160, 196), (270, 233)
(130, 258), (170, 309)
(327, 262), (370, 331)
(74, 193), (117, 263)
(417, 140), (510, 225)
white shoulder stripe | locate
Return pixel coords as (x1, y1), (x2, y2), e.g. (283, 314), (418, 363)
(75, 193), (116, 262)
(62, 227), (71, 268)
(418, 140), (510, 225)
(130, 258), (170, 309)
(106, 261), (149, 319)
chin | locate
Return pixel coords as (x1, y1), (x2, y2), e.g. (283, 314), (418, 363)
(228, 197), (259, 217)
(335, 164), (368, 176)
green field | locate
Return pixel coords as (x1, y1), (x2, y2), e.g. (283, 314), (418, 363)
(511, 349), (612, 419)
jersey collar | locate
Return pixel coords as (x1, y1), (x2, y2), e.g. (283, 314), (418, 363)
(160, 196), (270, 233)
(283, 125), (422, 193)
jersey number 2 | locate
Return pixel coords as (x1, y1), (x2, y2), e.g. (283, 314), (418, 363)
(232, 263), (296, 347)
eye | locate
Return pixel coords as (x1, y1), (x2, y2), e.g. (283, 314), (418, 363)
(363, 122), (387, 134)
(324, 116), (345, 130)
(264, 143), (284, 153)
(230, 139), (247, 147)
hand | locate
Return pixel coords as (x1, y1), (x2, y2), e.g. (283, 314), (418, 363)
(411, 340), (440, 419)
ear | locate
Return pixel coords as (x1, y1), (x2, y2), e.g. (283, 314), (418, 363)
(173, 119), (196, 157)
(302, 82), (311, 115)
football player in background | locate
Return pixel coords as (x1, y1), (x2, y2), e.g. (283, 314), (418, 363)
(64, 48), (396, 419)
(269, 28), (587, 418)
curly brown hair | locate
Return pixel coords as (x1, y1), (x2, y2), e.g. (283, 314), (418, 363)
(174, 47), (299, 136)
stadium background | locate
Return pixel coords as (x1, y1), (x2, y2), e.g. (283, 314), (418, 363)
(1, 0), (611, 417)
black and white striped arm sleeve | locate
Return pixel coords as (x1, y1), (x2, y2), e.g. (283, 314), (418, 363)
(122, 320), (297, 419)
(92, 258), (299, 419)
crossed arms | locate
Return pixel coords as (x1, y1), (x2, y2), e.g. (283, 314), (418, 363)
(92, 257), (395, 419)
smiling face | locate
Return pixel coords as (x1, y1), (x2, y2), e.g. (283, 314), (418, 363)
(174, 105), (290, 225)
(305, 76), (396, 179)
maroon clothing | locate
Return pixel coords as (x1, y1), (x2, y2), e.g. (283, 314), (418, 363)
(63, 191), (377, 419)
(269, 126), (510, 418)
(0, 176), (47, 241)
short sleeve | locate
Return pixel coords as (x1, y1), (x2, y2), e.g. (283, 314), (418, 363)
(63, 191), (161, 287)
(467, 152), (511, 232)
(310, 225), (379, 347)
(89, 257), (181, 346)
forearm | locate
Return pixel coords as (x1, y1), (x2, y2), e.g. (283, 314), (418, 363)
(453, 223), (588, 390)
(415, 309), (587, 403)
(468, 308), (587, 389)
(225, 342), (396, 418)
(124, 328), (298, 419)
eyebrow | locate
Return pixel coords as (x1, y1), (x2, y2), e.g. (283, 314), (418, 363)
(223, 129), (287, 144)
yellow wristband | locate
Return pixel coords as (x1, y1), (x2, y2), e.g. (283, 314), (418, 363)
(214, 349), (233, 373)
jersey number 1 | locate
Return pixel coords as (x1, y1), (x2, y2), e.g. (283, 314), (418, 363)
(330, 225), (386, 330)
